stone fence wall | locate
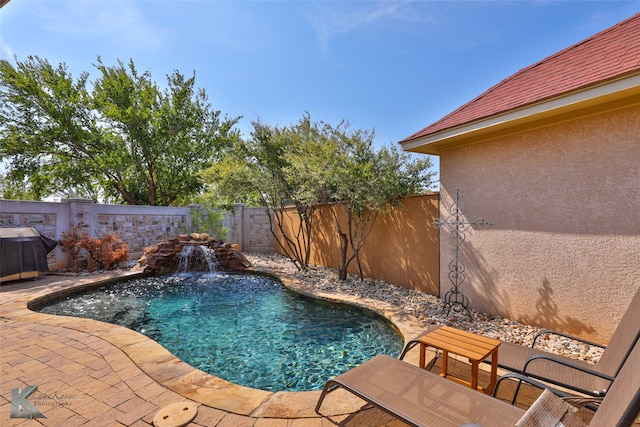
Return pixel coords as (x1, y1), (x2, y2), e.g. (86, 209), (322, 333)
(0, 199), (274, 270)
(226, 204), (274, 254)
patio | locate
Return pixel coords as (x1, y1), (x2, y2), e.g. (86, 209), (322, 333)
(0, 268), (596, 426)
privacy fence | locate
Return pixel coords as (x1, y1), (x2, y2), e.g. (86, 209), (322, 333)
(0, 199), (272, 270)
(275, 194), (440, 296)
(0, 194), (440, 296)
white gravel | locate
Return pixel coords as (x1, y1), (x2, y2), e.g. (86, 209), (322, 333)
(245, 252), (604, 364)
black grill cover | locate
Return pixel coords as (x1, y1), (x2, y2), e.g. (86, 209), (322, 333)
(0, 227), (58, 278)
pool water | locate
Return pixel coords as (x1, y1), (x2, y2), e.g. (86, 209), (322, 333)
(38, 273), (403, 391)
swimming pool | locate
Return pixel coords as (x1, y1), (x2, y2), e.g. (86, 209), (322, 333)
(37, 272), (403, 392)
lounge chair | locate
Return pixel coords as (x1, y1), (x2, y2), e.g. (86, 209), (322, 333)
(315, 339), (640, 427)
(400, 288), (640, 397)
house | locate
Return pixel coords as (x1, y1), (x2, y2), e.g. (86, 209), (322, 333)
(400, 13), (640, 343)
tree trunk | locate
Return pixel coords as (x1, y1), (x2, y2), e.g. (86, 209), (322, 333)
(338, 230), (348, 280)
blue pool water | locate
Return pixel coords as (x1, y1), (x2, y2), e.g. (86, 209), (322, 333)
(37, 273), (403, 391)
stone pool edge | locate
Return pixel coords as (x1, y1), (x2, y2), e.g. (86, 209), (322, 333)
(5, 268), (426, 420)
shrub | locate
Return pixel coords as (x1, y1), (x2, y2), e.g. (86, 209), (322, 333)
(188, 205), (228, 238)
(60, 226), (129, 272)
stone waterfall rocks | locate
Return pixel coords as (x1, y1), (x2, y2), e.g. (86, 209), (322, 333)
(134, 233), (252, 275)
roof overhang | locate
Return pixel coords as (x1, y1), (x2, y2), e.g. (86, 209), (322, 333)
(400, 72), (640, 155)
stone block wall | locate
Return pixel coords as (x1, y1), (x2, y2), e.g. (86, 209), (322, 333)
(0, 212), (57, 237)
(96, 213), (187, 255)
(0, 200), (275, 271)
(0, 199), (192, 270)
(227, 204), (274, 253)
(0, 201), (68, 267)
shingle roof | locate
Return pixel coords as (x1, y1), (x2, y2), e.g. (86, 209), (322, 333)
(402, 13), (640, 143)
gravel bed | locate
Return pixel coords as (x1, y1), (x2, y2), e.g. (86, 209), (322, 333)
(245, 252), (604, 364)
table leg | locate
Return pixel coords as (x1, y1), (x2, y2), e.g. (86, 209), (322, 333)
(470, 361), (479, 390)
(441, 350), (449, 378)
(419, 343), (426, 368)
(487, 349), (498, 394)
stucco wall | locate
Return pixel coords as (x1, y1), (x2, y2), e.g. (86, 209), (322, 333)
(438, 105), (640, 344)
(276, 194), (440, 295)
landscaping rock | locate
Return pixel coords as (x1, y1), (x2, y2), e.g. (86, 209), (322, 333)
(134, 235), (251, 275)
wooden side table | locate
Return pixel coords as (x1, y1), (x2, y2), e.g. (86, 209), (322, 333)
(417, 326), (500, 394)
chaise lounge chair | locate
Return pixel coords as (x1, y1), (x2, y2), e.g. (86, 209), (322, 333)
(399, 289), (640, 398)
(315, 339), (640, 427)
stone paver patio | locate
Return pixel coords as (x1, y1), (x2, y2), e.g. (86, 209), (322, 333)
(1, 271), (430, 426)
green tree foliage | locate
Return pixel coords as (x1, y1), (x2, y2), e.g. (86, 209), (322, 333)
(204, 112), (435, 277)
(187, 203), (228, 239)
(0, 171), (41, 200)
(0, 56), (239, 205)
(204, 113), (335, 270)
(329, 132), (435, 280)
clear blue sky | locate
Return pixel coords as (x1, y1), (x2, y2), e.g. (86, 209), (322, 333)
(1, 1), (638, 179)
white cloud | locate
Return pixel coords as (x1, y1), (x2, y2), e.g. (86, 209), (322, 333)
(306, 0), (424, 54)
(33, 1), (171, 53)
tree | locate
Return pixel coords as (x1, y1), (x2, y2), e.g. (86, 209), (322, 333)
(186, 198), (229, 239)
(0, 56), (239, 205)
(329, 133), (435, 280)
(0, 171), (42, 200)
(204, 113), (435, 278)
(203, 113), (336, 270)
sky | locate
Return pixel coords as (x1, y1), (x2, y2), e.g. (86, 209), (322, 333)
(1, 0), (639, 181)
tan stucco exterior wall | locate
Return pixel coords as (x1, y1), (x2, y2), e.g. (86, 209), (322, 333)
(276, 194), (440, 295)
(438, 105), (640, 344)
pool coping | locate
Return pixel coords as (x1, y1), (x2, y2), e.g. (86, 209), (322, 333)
(0, 268), (426, 420)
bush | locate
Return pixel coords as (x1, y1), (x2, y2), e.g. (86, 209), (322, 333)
(188, 205), (229, 238)
(60, 226), (129, 272)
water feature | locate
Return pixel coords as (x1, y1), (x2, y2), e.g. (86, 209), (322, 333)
(177, 245), (219, 272)
(37, 272), (403, 392)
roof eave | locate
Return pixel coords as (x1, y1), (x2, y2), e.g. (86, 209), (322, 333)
(400, 72), (640, 155)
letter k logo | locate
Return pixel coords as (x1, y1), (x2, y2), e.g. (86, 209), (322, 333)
(10, 385), (46, 419)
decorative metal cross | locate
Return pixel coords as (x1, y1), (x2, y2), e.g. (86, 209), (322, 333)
(433, 186), (493, 319)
